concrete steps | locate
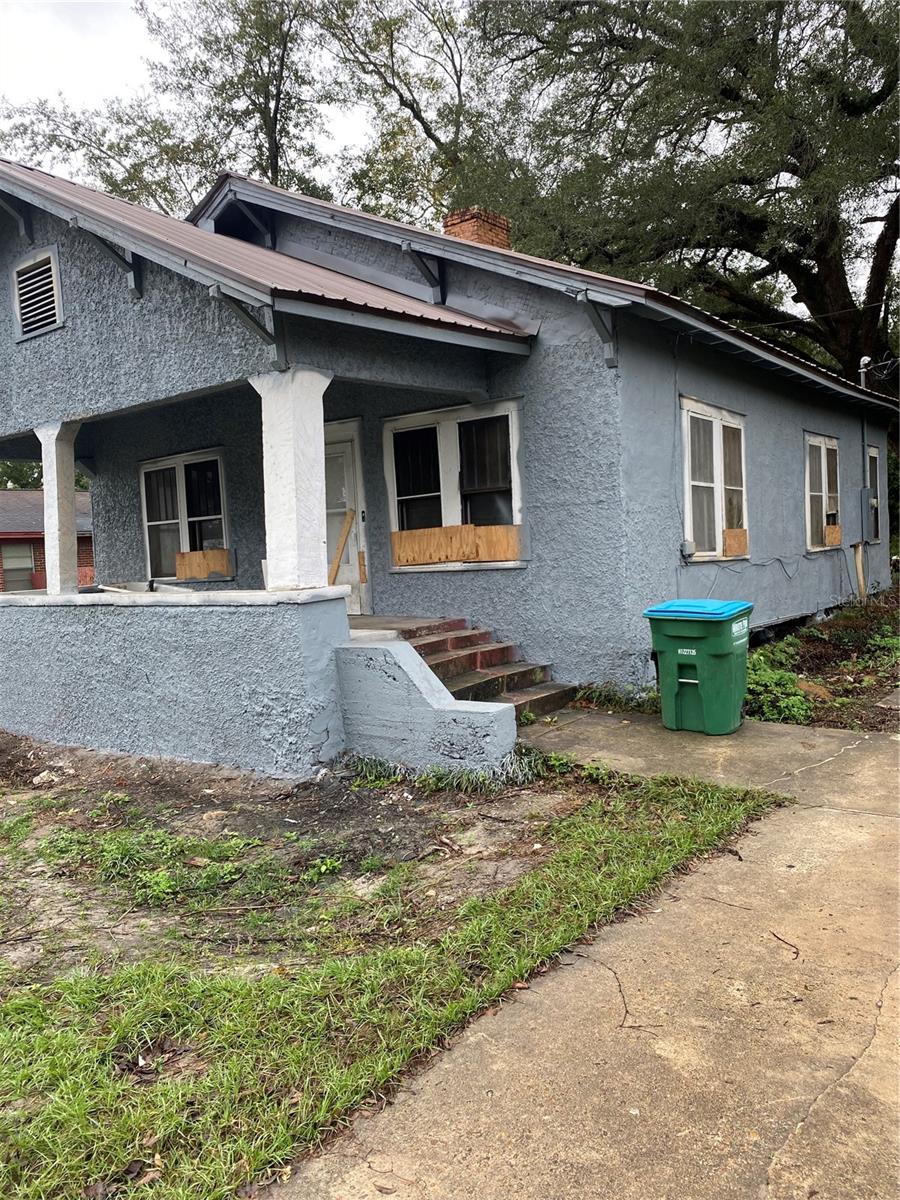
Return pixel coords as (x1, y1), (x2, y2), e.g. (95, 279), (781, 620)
(396, 616), (575, 723)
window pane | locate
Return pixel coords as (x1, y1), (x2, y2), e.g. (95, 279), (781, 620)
(809, 495), (825, 547)
(464, 490), (514, 526)
(327, 513), (351, 564)
(459, 416), (512, 492)
(724, 487), (743, 529)
(399, 495), (443, 531)
(869, 452), (880, 539)
(184, 459), (222, 519)
(1, 542), (34, 569)
(825, 446), (839, 496)
(689, 415), (714, 484)
(722, 425), (743, 489)
(144, 466), (178, 522)
(808, 443), (822, 493)
(394, 427), (440, 498)
(691, 484), (716, 552)
(188, 518), (224, 551)
(148, 522), (181, 576)
(325, 455), (347, 510)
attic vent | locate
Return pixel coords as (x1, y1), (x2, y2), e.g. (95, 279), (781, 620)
(14, 250), (62, 338)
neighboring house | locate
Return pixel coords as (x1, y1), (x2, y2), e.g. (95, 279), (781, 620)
(0, 159), (893, 778)
(0, 489), (93, 591)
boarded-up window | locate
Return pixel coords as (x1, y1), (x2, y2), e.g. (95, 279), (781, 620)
(459, 415), (513, 526)
(682, 399), (746, 557)
(806, 435), (839, 549)
(141, 452), (228, 578)
(393, 426), (442, 530)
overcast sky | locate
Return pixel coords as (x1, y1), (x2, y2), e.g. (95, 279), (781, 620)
(0, 0), (362, 168)
(1, 1), (152, 107)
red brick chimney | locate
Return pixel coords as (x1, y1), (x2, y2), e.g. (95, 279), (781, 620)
(442, 206), (511, 250)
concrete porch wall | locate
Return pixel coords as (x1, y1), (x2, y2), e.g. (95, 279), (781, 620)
(0, 590), (348, 777)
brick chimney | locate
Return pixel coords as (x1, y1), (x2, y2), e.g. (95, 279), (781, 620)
(443, 206), (511, 250)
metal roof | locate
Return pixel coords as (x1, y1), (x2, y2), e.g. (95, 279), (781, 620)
(0, 159), (527, 345)
(191, 172), (897, 414)
(0, 490), (92, 536)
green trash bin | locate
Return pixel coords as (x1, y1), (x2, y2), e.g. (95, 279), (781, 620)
(643, 599), (753, 735)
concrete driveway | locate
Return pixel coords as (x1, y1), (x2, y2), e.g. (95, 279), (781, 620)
(272, 716), (899, 1200)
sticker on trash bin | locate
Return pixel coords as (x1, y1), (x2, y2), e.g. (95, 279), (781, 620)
(677, 648), (696, 656)
(731, 617), (749, 640)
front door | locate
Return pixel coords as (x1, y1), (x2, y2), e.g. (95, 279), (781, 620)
(325, 423), (370, 614)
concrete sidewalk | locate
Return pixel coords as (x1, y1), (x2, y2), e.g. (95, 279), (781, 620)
(273, 717), (899, 1200)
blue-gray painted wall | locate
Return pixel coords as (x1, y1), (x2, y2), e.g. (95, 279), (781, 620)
(617, 316), (891, 681)
(0, 594), (348, 776)
(0, 197), (891, 692)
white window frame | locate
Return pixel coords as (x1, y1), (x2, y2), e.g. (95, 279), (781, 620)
(139, 449), (229, 579)
(12, 244), (64, 342)
(383, 399), (523, 534)
(680, 396), (747, 559)
(867, 445), (881, 543)
(804, 433), (840, 551)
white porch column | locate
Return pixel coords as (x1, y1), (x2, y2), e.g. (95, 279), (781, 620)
(249, 366), (333, 590)
(36, 420), (82, 595)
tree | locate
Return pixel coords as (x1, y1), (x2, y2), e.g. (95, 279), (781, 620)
(0, 463), (90, 490)
(469, 0), (898, 382)
(0, 0), (331, 213)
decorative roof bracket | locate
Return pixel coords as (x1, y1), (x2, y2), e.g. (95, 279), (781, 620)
(577, 291), (617, 367)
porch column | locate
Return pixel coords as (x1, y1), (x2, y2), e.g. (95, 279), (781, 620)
(35, 420), (81, 595)
(249, 366), (333, 590)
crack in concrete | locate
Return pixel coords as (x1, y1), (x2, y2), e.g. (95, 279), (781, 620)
(762, 962), (899, 1195)
(760, 736), (867, 790)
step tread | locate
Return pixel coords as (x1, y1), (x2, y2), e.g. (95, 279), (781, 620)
(408, 628), (493, 651)
(423, 640), (518, 666)
(447, 662), (551, 693)
(499, 682), (577, 704)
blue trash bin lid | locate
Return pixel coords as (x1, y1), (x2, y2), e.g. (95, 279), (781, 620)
(642, 598), (753, 621)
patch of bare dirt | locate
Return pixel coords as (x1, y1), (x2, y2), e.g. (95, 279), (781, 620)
(0, 731), (579, 985)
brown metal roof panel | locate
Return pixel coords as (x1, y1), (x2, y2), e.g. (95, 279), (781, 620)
(0, 160), (528, 340)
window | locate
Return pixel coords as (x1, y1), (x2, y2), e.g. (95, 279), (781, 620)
(459, 415), (513, 525)
(13, 246), (63, 339)
(140, 451), (227, 578)
(1, 542), (35, 591)
(805, 434), (840, 550)
(867, 446), (880, 542)
(393, 426), (443, 531)
(384, 401), (522, 564)
(681, 397), (747, 558)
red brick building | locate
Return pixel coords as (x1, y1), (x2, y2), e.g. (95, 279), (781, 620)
(0, 490), (93, 592)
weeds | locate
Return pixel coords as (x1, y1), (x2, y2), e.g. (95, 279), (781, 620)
(575, 681), (661, 714)
(744, 649), (813, 724)
(0, 768), (780, 1200)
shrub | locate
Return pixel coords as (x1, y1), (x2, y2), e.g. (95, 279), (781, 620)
(745, 649), (813, 724)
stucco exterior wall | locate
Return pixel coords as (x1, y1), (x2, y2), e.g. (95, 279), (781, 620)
(82, 387), (267, 589)
(617, 316), (892, 682)
(0, 592), (348, 777)
(323, 281), (629, 686)
(0, 210), (274, 440)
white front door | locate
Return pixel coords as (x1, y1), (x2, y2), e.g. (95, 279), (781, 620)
(325, 423), (370, 613)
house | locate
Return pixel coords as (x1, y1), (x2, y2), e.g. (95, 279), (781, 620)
(0, 489), (93, 591)
(0, 159), (893, 778)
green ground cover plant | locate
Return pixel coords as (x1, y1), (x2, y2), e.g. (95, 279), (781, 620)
(0, 763), (780, 1200)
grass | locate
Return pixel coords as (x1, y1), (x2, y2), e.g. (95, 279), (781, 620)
(348, 742), (570, 797)
(0, 764), (781, 1200)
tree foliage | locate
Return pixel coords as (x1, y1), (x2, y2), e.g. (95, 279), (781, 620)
(0, 0), (896, 382)
(0, 0), (330, 212)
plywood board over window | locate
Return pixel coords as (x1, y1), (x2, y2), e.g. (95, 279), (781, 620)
(681, 396), (748, 559)
(391, 524), (521, 566)
(383, 398), (523, 567)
